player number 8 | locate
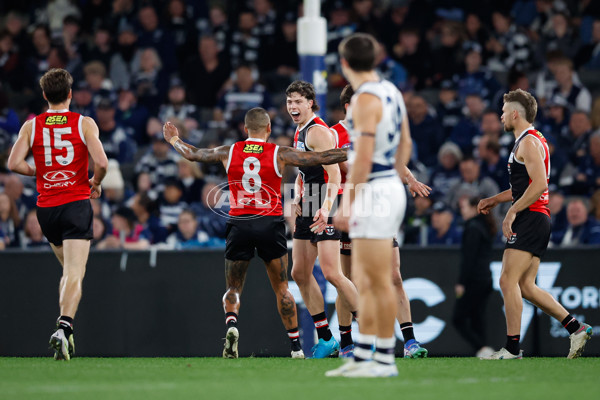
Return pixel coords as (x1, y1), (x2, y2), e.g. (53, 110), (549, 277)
(242, 157), (262, 193)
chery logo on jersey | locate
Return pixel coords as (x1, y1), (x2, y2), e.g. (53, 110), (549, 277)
(207, 180), (278, 220)
(44, 115), (68, 125)
(43, 170), (77, 182)
(242, 144), (264, 154)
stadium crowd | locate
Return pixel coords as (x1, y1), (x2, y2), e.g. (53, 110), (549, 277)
(1, 0), (600, 250)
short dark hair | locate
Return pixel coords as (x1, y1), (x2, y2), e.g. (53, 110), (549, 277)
(340, 84), (354, 109)
(39, 68), (73, 105)
(245, 107), (270, 132)
(338, 33), (377, 72)
(285, 80), (319, 111)
(503, 89), (537, 123)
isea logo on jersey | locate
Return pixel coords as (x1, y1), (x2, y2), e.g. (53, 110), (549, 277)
(45, 115), (68, 125)
(243, 144), (264, 154)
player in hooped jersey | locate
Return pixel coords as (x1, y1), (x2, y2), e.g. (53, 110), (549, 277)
(332, 85), (431, 359)
(162, 108), (348, 358)
(327, 34), (414, 378)
(286, 80), (359, 358)
(478, 89), (592, 359)
(7, 68), (108, 360)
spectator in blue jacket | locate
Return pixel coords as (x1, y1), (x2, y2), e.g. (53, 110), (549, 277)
(551, 197), (600, 246)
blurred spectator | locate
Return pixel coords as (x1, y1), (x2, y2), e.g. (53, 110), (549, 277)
(159, 178), (188, 233)
(0, 227), (5, 250)
(403, 195), (433, 245)
(158, 78), (200, 127)
(214, 64), (274, 129)
(178, 158), (205, 204)
(102, 159), (129, 217)
(83, 60), (114, 104)
(574, 18), (600, 69)
(229, 9), (260, 69)
(259, 11), (298, 92)
(96, 206), (151, 250)
(454, 195), (495, 357)
(21, 209), (49, 249)
(81, 24), (113, 70)
(130, 192), (168, 244)
(351, 0), (378, 35)
(571, 131), (600, 196)
(436, 80), (462, 140)
(70, 81), (95, 119)
(478, 134), (510, 191)
(46, 0), (80, 35)
(166, 0), (198, 68)
(115, 86), (150, 146)
(106, 0), (137, 34)
(479, 109), (513, 159)
(446, 157), (500, 210)
(91, 215), (107, 247)
(590, 189), (600, 222)
(453, 43), (500, 103)
(0, 191), (20, 248)
(134, 133), (179, 196)
(551, 57), (592, 113)
(182, 35), (231, 109)
(449, 93), (485, 156)
(109, 24), (140, 91)
(464, 13), (490, 58)
(164, 208), (212, 249)
(2, 174), (29, 219)
(551, 197), (600, 245)
(492, 69), (532, 114)
(325, 1), (356, 88)
(96, 97), (136, 163)
(0, 29), (28, 92)
(392, 26), (432, 90)
(407, 95), (444, 168)
(564, 110), (593, 165)
(136, 5), (176, 74)
(549, 188), (568, 235)
(538, 11), (580, 60)
(486, 10), (533, 72)
(375, 40), (408, 90)
(132, 47), (168, 115)
(254, 0), (278, 41)
(27, 24), (52, 82)
(429, 142), (463, 198)
(0, 88), (20, 150)
(422, 201), (462, 245)
(538, 94), (570, 145)
(197, 4), (230, 53)
(60, 15), (84, 70)
(377, 2), (409, 52)
(192, 181), (228, 238)
(430, 21), (464, 86)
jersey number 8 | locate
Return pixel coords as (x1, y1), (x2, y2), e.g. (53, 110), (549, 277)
(242, 157), (262, 193)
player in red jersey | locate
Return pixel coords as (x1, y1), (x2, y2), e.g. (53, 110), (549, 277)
(286, 80), (358, 358)
(163, 107), (347, 358)
(332, 84), (431, 359)
(478, 89), (592, 359)
(7, 68), (108, 361)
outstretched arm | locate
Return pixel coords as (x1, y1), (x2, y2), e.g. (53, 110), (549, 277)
(7, 120), (35, 176)
(277, 146), (347, 168)
(163, 121), (230, 165)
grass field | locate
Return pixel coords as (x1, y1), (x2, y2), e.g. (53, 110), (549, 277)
(1, 357), (599, 400)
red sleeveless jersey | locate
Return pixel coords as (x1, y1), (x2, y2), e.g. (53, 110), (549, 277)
(508, 129), (550, 216)
(226, 138), (282, 217)
(330, 120), (351, 193)
(31, 110), (90, 207)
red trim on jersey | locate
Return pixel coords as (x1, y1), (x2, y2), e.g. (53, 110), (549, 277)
(32, 111), (90, 207)
(330, 121), (351, 194)
(525, 130), (550, 217)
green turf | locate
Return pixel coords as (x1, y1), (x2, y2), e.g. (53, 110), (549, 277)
(1, 357), (599, 400)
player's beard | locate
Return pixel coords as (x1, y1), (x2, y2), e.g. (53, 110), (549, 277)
(503, 122), (514, 132)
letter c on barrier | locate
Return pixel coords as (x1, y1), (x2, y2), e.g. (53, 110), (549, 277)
(399, 278), (446, 344)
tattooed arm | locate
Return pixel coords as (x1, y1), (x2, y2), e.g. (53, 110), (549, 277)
(163, 121), (230, 165)
(277, 146), (348, 169)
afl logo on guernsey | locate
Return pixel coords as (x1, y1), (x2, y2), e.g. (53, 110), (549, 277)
(43, 170), (76, 182)
(243, 144), (264, 154)
(44, 115), (68, 125)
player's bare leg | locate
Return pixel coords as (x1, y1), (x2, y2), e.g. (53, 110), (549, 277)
(392, 248), (427, 358)
(519, 256), (593, 358)
(336, 253), (355, 357)
(291, 238), (339, 357)
(49, 239), (90, 361)
(222, 259), (250, 358)
(265, 255), (304, 358)
(317, 240), (358, 317)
